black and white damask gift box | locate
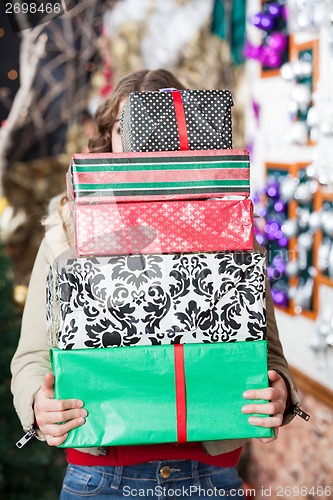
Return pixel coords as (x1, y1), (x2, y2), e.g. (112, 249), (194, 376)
(120, 90), (234, 152)
(46, 251), (267, 350)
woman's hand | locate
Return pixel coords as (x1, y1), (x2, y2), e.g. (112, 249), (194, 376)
(242, 370), (288, 443)
(34, 372), (87, 446)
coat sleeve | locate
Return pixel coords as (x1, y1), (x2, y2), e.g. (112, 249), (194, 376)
(265, 273), (301, 423)
(10, 238), (51, 434)
(254, 240), (301, 423)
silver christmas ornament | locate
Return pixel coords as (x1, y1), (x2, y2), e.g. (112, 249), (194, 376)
(290, 83), (312, 110)
(297, 11), (312, 30)
(306, 106), (319, 127)
(321, 211), (333, 237)
(297, 248), (308, 271)
(328, 244), (333, 279)
(286, 121), (309, 145)
(297, 207), (311, 229)
(308, 265), (317, 279)
(320, 121), (333, 136)
(281, 218), (298, 238)
(313, 4), (326, 25)
(293, 60), (313, 79)
(287, 99), (300, 119)
(309, 126), (319, 143)
(294, 277), (314, 309)
(294, 182), (313, 203)
(317, 239), (331, 271)
(285, 260), (299, 277)
(317, 322), (331, 337)
(305, 162), (318, 180)
(279, 175), (299, 202)
(309, 334), (327, 352)
(308, 210), (322, 231)
(327, 334), (333, 347)
(280, 62), (296, 81)
(297, 231), (313, 251)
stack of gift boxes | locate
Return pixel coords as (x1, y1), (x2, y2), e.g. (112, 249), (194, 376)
(47, 89), (273, 448)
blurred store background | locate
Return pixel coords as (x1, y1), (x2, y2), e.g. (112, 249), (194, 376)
(0, 1), (332, 498)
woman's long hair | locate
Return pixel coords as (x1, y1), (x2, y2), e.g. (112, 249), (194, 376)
(88, 69), (186, 153)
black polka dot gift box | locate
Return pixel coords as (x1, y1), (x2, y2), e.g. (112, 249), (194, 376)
(120, 89), (234, 152)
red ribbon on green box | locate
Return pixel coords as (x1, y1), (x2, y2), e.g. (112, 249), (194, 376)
(174, 344), (187, 442)
(51, 341), (273, 448)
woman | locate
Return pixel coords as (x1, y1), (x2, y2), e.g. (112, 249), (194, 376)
(11, 69), (300, 499)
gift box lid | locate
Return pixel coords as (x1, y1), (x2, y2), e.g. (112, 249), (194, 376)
(67, 149), (250, 203)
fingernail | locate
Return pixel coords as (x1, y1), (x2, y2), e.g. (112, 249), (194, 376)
(243, 391), (250, 398)
(78, 417), (85, 425)
(249, 417), (259, 424)
(80, 410), (88, 417)
(77, 400), (84, 408)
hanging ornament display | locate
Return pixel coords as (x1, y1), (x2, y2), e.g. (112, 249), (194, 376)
(321, 206), (333, 238)
(279, 174), (299, 202)
(244, 0), (289, 72)
(310, 284), (333, 371)
(287, 0), (327, 33)
(281, 38), (319, 145)
(252, 162), (323, 315)
(285, 120), (309, 145)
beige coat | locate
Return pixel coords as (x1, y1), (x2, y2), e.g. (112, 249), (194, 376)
(11, 202), (301, 457)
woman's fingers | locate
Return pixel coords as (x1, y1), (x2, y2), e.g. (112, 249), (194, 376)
(241, 370), (288, 442)
(242, 401), (285, 416)
(242, 386), (278, 402)
(45, 434), (69, 446)
(34, 373), (87, 445)
(247, 413), (283, 428)
(35, 396), (84, 414)
(36, 405), (87, 425)
(44, 414), (86, 446)
(43, 415), (86, 442)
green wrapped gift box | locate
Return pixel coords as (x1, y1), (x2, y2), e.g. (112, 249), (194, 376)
(51, 340), (273, 448)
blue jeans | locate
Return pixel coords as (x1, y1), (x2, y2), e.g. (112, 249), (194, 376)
(60, 461), (246, 499)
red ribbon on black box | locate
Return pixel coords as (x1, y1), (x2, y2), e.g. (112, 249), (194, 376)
(171, 91), (189, 151)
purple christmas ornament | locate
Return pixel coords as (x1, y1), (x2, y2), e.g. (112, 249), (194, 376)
(243, 40), (262, 60)
(270, 221), (280, 232)
(272, 290), (288, 307)
(252, 98), (261, 124)
(256, 234), (267, 246)
(250, 12), (274, 31)
(257, 206), (268, 218)
(274, 200), (286, 213)
(272, 255), (286, 273)
(281, 5), (288, 22)
(261, 46), (282, 68)
(267, 32), (288, 52)
(278, 236), (289, 248)
(267, 2), (281, 17)
(252, 193), (260, 204)
(267, 266), (276, 280)
(266, 181), (279, 198)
